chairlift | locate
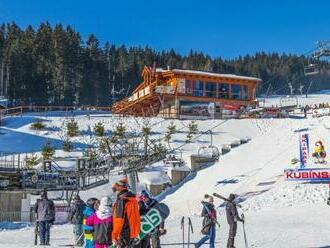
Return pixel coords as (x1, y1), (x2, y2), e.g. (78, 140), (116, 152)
(197, 145), (220, 162)
(304, 63), (320, 76)
(323, 49), (330, 56)
(163, 149), (185, 167)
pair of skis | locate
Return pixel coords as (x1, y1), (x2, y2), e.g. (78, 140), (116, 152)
(210, 192), (249, 248)
(181, 216), (194, 247)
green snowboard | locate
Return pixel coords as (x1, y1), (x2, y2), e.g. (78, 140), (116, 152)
(111, 202), (170, 247)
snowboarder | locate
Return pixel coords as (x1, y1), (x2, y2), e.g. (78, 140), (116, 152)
(111, 178), (140, 247)
(68, 194), (86, 246)
(33, 190), (55, 246)
(140, 190), (166, 248)
(136, 192), (151, 248)
(312, 140), (326, 163)
(86, 196), (113, 248)
(195, 195), (217, 248)
(83, 197), (99, 248)
(225, 194), (243, 248)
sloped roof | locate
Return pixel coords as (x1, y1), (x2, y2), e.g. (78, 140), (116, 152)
(156, 68), (261, 82)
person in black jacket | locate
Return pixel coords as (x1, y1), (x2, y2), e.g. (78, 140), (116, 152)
(195, 195), (217, 248)
(33, 190), (55, 246)
(68, 195), (86, 246)
(138, 190), (166, 248)
(225, 194), (243, 248)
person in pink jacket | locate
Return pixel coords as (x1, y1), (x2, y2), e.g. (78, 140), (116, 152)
(86, 196), (113, 248)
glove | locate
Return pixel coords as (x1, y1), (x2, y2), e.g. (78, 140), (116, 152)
(241, 214), (245, 223)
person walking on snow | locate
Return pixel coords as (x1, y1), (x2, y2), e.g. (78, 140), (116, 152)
(112, 178), (140, 247)
(33, 190), (55, 246)
(226, 194), (243, 248)
(312, 140), (326, 163)
(195, 195), (217, 248)
(83, 197), (99, 248)
(86, 196), (113, 248)
(68, 194), (86, 246)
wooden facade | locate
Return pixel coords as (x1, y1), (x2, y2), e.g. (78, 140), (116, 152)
(112, 66), (261, 118)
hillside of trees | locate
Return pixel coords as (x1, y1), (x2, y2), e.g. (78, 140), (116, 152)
(0, 22), (329, 106)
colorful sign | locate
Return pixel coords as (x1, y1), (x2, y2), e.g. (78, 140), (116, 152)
(284, 168), (330, 182)
(179, 101), (214, 119)
(299, 133), (309, 168)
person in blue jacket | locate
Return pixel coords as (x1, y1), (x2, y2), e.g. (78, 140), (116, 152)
(83, 197), (99, 248)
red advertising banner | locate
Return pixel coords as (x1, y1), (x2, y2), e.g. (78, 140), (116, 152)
(284, 168), (330, 182)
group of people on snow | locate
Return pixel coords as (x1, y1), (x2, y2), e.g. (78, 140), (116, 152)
(34, 178), (166, 248)
(196, 194), (244, 248)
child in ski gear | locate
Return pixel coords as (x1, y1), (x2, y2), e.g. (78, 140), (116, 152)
(112, 178), (140, 247)
(33, 190), (55, 246)
(195, 195), (217, 248)
(140, 190), (166, 248)
(83, 197), (98, 248)
(68, 194), (86, 246)
(225, 194), (243, 248)
(312, 140), (326, 163)
(86, 196), (113, 248)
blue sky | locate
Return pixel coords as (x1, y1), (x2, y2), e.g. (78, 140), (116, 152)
(0, 0), (329, 58)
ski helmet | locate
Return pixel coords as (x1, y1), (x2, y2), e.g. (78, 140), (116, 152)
(87, 197), (98, 208)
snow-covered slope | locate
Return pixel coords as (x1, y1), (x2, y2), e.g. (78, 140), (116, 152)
(1, 95), (330, 247)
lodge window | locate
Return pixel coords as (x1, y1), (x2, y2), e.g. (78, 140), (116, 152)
(205, 82), (217, 98)
(218, 83), (229, 99)
(185, 80), (192, 95)
(231, 84), (241, 100)
(193, 80), (203, 97)
(242, 85), (248, 100)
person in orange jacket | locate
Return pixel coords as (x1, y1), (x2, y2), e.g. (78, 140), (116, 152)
(111, 178), (140, 247)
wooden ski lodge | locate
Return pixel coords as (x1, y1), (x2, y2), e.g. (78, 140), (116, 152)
(112, 66), (262, 118)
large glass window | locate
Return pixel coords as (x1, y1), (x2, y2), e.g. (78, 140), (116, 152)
(205, 82), (217, 98)
(242, 85), (248, 100)
(218, 83), (229, 99)
(231, 84), (241, 100)
(193, 80), (204, 97)
(185, 80), (192, 95)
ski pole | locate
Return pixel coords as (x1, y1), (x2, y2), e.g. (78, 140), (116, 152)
(181, 216), (185, 248)
(241, 213), (249, 248)
(187, 217), (194, 248)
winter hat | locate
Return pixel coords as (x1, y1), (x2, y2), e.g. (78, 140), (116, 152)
(141, 190), (150, 199)
(87, 197), (98, 208)
(112, 178), (129, 192)
(100, 196), (113, 207)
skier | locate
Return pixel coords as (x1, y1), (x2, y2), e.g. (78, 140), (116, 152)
(225, 194), (243, 248)
(86, 196), (113, 248)
(83, 197), (99, 248)
(312, 140), (326, 163)
(140, 190), (166, 248)
(112, 178), (140, 247)
(195, 195), (217, 248)
(33, 190), (55, 246)
(68, 194), (86, 246)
